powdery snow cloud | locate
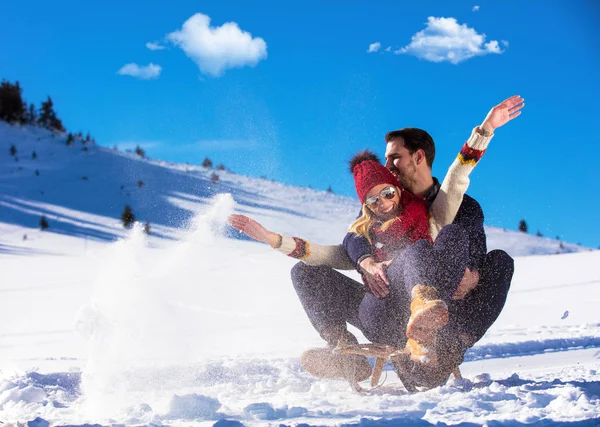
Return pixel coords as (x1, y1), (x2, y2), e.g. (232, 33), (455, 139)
(367, 42), (382, 53)
(117, 63), (162, 80)
(146, 41), (166, 51)
(167, 13), (267, 77)
(396, 16), (505, 64)
(473, 5), (480, 11)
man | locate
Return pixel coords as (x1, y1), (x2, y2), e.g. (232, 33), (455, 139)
(357, 125), (515, 387)
(292, 96), (521, 388)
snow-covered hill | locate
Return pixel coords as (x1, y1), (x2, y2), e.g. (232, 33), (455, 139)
(0, 122), (587, 257)
(1, 122), (599, 426)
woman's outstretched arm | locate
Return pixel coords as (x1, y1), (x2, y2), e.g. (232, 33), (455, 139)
(228, 214), (355, 270)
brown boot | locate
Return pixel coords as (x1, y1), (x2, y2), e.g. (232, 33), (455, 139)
(393, 330), (471, 389)
(300, 348), (372, 382)
(405, 335), (438, 365)
(406, 285), (449, 343)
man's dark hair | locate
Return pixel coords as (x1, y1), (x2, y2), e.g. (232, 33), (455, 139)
(385, 128), (436, 168)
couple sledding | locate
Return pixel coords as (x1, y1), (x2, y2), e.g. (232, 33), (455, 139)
(229, 95), (524, 391)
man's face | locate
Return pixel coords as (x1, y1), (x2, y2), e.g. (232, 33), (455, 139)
(385, 137), (418, 192)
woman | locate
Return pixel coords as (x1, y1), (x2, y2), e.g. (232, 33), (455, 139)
(342, 153), (471, 364)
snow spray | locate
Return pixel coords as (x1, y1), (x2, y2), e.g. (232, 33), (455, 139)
(75, 194), (238, 421)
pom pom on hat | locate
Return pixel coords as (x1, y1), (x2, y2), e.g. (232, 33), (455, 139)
(349, 150), (381, 173)
(349, 150), (402, 204)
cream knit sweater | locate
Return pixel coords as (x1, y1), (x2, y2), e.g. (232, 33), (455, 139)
(275, 127), (493, 270)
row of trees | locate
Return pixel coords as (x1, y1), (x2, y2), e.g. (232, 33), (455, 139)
(519, 218), (568, 245)
(0, 80), (65, 131)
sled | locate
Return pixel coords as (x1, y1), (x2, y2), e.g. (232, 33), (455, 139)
(333, 341), (462, 393)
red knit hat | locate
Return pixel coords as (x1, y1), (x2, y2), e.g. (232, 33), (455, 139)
(349, 150), (402, 204)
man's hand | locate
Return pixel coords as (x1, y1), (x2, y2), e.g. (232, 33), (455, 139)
(480, 95), (525, 133)
(359, 257), (393, 297)
(452, 267), (480, 300)
(228, 214), (280, 247)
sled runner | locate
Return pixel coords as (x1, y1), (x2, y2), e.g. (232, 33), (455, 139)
(333, 340), (462, 393)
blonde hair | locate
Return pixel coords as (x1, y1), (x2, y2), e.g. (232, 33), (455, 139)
(348, 188), (400, 244)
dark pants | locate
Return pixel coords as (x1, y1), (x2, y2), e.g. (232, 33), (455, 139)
(291, 226), (514, 348)
(358, 224), (469, 345)
(291, 263), (366, 345)
(446, 249), (514, 343)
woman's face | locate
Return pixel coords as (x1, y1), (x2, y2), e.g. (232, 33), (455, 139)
(365, 183), (400, 221)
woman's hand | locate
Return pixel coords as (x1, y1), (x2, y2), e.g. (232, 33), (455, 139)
(228, 214), (281, 247)
(359, 257), (393, 298)
(480, 95), (525, 133)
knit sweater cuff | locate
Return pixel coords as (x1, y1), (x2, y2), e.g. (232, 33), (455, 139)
(457, 127), (493, 167)
(277, 235), (310, 260)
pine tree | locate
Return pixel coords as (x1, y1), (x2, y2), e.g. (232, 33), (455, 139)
(327, 186), (333, 193)
(9, 144), (17, 157)
(135, 146), (145, 158)
(518, 219), (528, 233)
(66, 133), (74, 146)
(0, 80), (26, 123)
(121, 205), (135, 228)
(536, 230), (543, 237)
(38, 96), (65, 132)
(40, 215), (49, 230)
(144, 221), (151, 235)
(202, 157), (213, 168)
(32, 151), (37, 160)
(216, 164), (225, 171)
(211, 172), (219, 184)
(27, 103), (37, 124)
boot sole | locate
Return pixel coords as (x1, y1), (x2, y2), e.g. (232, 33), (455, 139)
(406, 300), (449, 341)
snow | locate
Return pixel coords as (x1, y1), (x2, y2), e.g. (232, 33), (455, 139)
(0, 123), (599, 426)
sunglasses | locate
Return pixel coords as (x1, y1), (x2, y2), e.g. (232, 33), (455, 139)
(365, 186), (398, 207)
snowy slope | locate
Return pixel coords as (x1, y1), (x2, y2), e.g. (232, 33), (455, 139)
(1, 123), (599, 426)
(0, 122), (588, 257)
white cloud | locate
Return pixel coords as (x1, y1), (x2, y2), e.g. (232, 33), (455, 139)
(367, 42), (382, 53)
(472, 5), (480, 11)
(385, 46), (392, 52)
(117, 63), (162, 80)
(167, 13), (267, 77)
(396, 16), (505, 64)
(146, 41), (166, 51)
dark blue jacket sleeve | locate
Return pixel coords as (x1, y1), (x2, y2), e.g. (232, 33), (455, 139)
(342, 208), (374, 270)
(453, 194), (487, 271)
(342, 232), (373, 270)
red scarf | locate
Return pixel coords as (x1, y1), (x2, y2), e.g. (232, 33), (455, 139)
(371, 191), (432, 262)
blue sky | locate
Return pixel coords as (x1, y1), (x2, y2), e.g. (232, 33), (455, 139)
(1, 0), (599, 247)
